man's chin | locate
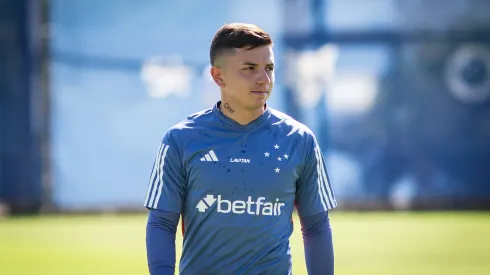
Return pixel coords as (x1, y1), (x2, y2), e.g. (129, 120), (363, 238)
(246, 98), (268, 111)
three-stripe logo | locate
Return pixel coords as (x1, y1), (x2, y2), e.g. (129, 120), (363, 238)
(314, 145), (337, 210)
(200, 150), (219, 162)
(144, 143), (169, 209)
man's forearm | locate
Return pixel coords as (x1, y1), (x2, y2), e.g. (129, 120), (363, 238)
(300, 211), (334, 275)
(146, 209), (180, 275)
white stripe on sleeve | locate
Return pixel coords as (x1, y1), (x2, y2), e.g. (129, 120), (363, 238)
(314, 146), (328, 211)
(151, 144), (170, 209)
(144, 143), (165, 207)
(316, 146), (337, 209)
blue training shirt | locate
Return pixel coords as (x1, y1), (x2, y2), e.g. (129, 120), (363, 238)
(144, 101), (337, 275)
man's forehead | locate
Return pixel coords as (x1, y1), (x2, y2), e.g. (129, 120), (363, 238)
(234, 46), (274, 64)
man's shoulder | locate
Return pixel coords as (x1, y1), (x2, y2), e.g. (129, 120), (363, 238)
(163, 107), (215, 143)
(268, 107), (315, 139)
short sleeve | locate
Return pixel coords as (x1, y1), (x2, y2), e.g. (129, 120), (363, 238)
(295, 133), (337, 217)
(143, 131), (186, 213)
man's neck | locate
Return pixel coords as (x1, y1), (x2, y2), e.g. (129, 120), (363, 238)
(219, 100), (265, 126)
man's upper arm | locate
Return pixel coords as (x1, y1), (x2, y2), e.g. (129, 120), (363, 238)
(295, 132), (337, 217)
(144, 131), (186, 214)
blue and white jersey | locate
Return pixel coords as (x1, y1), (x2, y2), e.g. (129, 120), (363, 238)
(144, 101), (337, 275)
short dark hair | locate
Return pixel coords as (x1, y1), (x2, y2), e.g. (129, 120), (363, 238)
(210, 23), (273, 66)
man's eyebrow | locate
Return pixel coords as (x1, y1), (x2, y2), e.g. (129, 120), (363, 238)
(241, 61), (275, 66)
(242, 61), (258, 66)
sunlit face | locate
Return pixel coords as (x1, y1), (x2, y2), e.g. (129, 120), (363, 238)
(212, 45), (275, 111)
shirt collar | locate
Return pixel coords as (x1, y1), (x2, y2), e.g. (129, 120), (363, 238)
(212, 101), (271, 132)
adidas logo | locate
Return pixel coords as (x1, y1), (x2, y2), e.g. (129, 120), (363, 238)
(200, 150), (219, 162)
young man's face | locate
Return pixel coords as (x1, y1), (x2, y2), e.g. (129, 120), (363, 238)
(214, 45), (275, 111)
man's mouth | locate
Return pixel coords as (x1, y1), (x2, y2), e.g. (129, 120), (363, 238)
(251, 91), (268, 95)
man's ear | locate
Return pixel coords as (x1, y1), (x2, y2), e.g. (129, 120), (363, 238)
(210, 66), (225, 88)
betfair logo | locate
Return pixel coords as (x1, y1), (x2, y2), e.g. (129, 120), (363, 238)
(196, 195), (217, 212)
(196, 195), (285, 216)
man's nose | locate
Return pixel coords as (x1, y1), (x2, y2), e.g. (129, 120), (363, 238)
(256, 69), (271, 85)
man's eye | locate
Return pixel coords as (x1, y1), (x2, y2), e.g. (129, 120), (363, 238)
(244, 67), (254, 71)
(266, 67), (274, 71)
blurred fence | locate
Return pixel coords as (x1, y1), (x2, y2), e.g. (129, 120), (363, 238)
(1, 0), (490, 214)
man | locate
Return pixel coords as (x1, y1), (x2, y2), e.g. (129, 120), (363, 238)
(144, 23), (337, 275)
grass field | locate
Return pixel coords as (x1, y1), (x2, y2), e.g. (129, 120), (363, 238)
(0, 212), (489, 275)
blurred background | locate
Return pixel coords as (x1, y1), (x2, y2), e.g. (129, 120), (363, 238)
(1, 0), (489, 274)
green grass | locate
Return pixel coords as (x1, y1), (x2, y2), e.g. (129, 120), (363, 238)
(0, 212), (489, 275)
